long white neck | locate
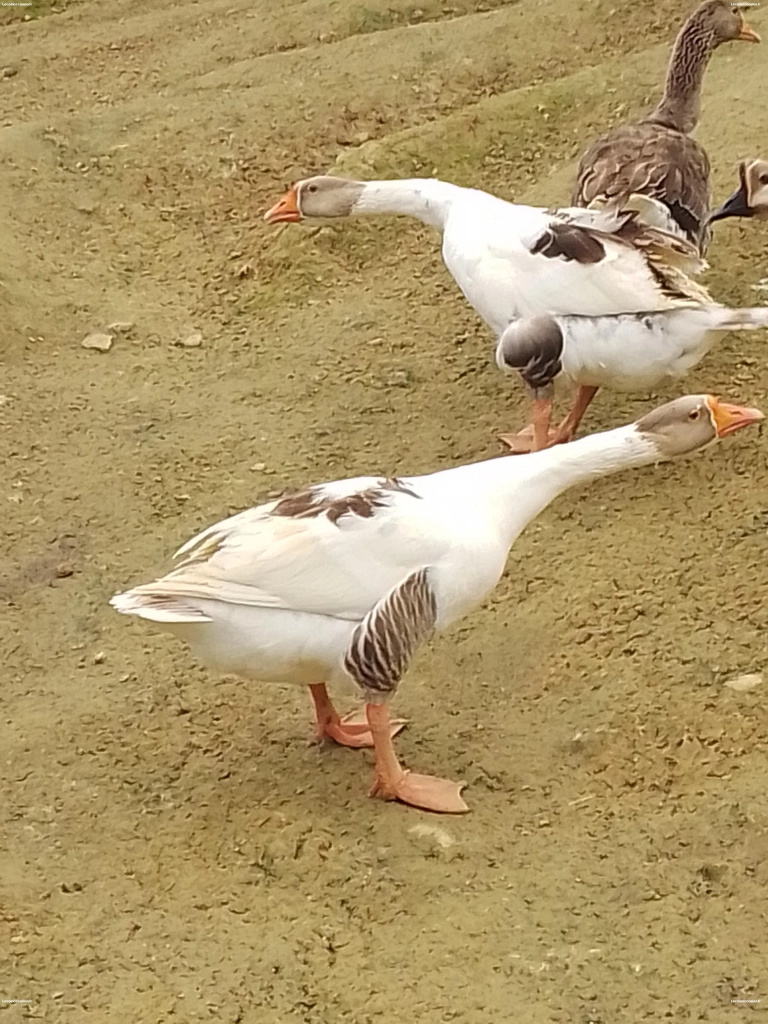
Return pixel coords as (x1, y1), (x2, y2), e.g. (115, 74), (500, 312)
(351, 178), (463, 230)
(451, 425), (664, 546)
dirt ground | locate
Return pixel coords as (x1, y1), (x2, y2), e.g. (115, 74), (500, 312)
(2, 0), (768, 1020)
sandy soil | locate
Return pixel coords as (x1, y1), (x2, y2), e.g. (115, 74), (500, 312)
(2, 0), (768, 1020)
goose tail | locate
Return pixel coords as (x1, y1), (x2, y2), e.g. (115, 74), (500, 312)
(110, 588), (213, 623)
(713, 306), (768, 332)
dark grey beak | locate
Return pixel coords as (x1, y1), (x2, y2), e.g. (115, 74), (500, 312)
(708, 165), (754, 225)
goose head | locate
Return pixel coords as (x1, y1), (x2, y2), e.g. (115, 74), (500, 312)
(649, 2), (760, 134)
(695, 1), (761, 45)
(635, 394), (764, 457)
(264, 176), (365, 224)
(708, 159), (768, 223)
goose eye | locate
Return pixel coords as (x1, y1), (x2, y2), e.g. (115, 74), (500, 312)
(758, 173), (768, 186)
(307, 184), (318, 194)
(688, 408), (701, 421)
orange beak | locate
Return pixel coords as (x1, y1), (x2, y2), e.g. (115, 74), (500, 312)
(706, 395), (765, 436)
(737, 21), (761, 43)
(264, 186), (300, 224)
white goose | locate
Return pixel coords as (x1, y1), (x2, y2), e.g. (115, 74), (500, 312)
(264, 176), (768, 452)
(111, 395), (763, 815)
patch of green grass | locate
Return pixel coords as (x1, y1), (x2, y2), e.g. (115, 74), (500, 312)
(331, 53), (661, 192)
(345, 0), (518, 38)
(346, 4), (414, 35)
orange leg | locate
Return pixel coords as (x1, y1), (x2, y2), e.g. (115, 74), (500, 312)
(366, 703), (469, 813)
(501, 386), (600, 454)
(549, 385), (600, 445)
(309, 683), (406, 749)
(499, 396), (556, 454)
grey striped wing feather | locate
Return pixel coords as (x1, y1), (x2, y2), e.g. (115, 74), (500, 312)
(343, 568), (438, 698)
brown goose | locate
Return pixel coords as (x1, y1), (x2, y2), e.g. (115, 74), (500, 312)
(110, 395), (764, 814)
(572, 0), (760, 254)
(709, 159), (768, 224)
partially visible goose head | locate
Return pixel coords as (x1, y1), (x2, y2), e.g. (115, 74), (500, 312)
(634, 393), (763, 457)
(694, 0), (761, 45)
(708, 159), (768, 224)
(264, 176), (365, 224)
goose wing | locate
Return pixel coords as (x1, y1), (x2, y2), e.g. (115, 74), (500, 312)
(476, 202), (713, 317)
(571, 121), (711, 250)
(114, 477), (451, 622)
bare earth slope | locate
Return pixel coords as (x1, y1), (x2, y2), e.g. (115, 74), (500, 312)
(1, 0), (767, 1020)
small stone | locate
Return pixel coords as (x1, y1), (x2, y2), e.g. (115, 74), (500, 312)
(55, 563), (74, 578)
(408, 823), (458, 862)
(178, 332), (203, 348)
(724, 672), (762, 692)
(1, 67), (19, 80)
(93, 651), (106, 665)
(409, 823), (455, 849)
(107, 321), (134, 334)
(81, 332), (113, 352)
(251, 462), (266, 472)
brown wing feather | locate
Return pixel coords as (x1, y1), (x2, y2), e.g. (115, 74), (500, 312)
(529, 203), (712, 305)
(572, 122), (711, 249)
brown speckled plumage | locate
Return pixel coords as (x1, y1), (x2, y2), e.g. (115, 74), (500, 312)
(572, 1), (760, 253)
(574, 127), (711, 248)
(343, 567), (437, 698)
(272, 477), (420, 525)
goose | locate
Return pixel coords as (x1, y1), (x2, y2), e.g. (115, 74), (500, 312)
(709, 159), (768, 224)
(572, 0), (760, 254)
(264, 175), (768, 452)
(111, 394), (763, 815)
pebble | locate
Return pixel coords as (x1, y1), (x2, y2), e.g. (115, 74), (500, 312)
(107, 321), (135, 334)
(408, 822), (459, 861)
(409, 823), (455, 849)
(724, 672), (762, 692)
(178, 331), (203, 348)
(81, 332), (113, 352)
